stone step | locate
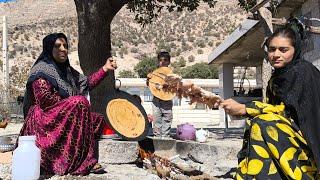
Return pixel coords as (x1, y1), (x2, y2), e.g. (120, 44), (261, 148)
(98, 139), (139, 164)
(98, 137), (241, 166)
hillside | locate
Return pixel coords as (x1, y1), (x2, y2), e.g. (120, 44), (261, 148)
(0, 0), (248, 98)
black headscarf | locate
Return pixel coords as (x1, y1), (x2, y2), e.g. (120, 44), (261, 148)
(23, 33), (88, 117)
(266, 19), (320, 170)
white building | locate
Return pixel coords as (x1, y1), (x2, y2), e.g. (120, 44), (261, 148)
(118, 78), (256, 128)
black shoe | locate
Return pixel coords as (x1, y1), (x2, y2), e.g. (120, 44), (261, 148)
(90, 163), (107, 174)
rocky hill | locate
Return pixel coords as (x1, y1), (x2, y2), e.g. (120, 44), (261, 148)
(0, 0), (248, 98)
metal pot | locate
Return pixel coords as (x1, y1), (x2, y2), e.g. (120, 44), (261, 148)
(176, 123), (196, 141)
(104, 79), (148, 141)
(0, 136), (14, 152)
(0, 136), (12, 144)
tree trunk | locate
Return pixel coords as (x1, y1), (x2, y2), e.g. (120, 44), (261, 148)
(262, 59), (272, 102)
(258, 6), (273, 102)
(74, 0), (126, 114)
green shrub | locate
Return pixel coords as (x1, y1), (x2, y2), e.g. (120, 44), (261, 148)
(197, 49), (204, 54)
(188, 55), (195, 62)
(134, 56), (158, 78)
(118, 70), (136, 78)
(181, 63), (218, 79)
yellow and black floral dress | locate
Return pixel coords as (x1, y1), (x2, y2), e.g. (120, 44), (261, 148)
(235, 101), (318, 180)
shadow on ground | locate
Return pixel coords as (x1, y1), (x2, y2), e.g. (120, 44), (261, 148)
(215, 167), (237, 179)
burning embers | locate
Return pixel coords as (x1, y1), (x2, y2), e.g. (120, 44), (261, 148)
(138, 147), (216, 180)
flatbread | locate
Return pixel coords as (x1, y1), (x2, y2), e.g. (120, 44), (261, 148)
(106, 99), (146, 139)
(148, 67), (176, 100)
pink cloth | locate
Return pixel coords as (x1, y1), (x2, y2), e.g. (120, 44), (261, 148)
(20, 68), (107, 175)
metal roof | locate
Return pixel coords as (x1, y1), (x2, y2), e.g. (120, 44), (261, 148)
(208, 0), (308, 66)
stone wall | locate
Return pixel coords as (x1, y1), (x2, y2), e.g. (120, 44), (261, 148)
(301, 0), (320, 70)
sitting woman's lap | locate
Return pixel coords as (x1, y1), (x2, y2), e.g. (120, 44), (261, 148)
(20, 95), (106, 175)
(235, 114), (317, 179)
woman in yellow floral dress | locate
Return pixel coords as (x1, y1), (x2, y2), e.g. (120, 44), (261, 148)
(221, 19), (320, 179)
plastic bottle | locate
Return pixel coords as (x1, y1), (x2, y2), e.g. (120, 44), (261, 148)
(12, 136), (40, 180)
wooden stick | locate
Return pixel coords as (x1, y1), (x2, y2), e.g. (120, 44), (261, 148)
(271, 17), (287, 25)
(157, 74), (222, 108)
(307, 26), (320, 34)
(272, 18), (320, 34)
(249, 0), (270, 13)
(0, 120), (9, 129)
(143, 154), (217, 179)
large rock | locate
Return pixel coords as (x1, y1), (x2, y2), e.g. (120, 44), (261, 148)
(151, 137), (177, 158)
(98, 139), (139, 164)
(176, 141), (218, 163)
(151, 138), (218, 162)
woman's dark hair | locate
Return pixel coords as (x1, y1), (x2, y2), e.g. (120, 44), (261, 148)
(157, 51), (171, 62)
(265, 27), (297, 48)
(266, 18), (305, 49)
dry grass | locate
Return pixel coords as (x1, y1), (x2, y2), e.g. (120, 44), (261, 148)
(0, 0), (248, 98)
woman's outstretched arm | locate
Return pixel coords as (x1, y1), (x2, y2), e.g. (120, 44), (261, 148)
(87, 57), (117, 90)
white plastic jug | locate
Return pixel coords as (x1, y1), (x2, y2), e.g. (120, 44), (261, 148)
(12, 136), (41, 180)
(196, 128), (209, 143)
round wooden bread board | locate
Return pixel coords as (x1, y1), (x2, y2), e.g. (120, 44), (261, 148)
(106, 97), (147, 141)
(148, 67), (175, 100)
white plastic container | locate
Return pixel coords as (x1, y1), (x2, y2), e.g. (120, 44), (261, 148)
(196, 128), (209, 143)
(12, 136), (41, 180)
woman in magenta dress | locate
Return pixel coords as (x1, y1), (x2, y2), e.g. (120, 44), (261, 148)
(20, 33), (116, 175)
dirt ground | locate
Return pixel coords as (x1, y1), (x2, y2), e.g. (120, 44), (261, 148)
(0, 123), (243, 180)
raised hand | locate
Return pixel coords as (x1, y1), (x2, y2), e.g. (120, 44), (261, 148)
(103, 57), (117, 72)
(220, 98), (246, 116)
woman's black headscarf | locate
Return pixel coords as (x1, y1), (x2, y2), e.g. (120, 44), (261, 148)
(266, 18), (320, 171)
(23, 33), (88, 118)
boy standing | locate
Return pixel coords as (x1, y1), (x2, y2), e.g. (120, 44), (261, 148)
(148, 51), (173, 137)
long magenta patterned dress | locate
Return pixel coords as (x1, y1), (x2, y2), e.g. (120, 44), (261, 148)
(20, 68), (107, 175)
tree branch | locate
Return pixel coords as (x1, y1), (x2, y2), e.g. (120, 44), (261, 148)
(272, 18), (320, 34)
(110, 0), (130, 17)
(249, 0), (270, 13)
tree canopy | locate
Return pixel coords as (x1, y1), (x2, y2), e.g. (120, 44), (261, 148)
(237, 0), (257, 11)
(127, 0), (217, 25)
(134, 56), (158, 78)
(180, 62), (218, 79)
(118, 70), (136, 78)
(133, 60), (218, 79)
(73, 0), (247, 112)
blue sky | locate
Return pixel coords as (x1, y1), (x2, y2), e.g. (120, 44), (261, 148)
(0, 0), (14, 2)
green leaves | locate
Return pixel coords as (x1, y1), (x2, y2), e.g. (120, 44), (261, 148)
(118, 70), (137, 78)
(180, 62), (218, 79)
(127, 0), (217, 25)
(237, 0), (257, 12)
(133, 56), (158, 78)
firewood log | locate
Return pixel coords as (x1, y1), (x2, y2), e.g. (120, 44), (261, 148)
(0, 120), (9, 129)
(155, 163), (170, 178)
